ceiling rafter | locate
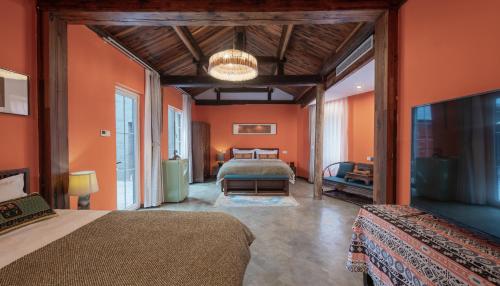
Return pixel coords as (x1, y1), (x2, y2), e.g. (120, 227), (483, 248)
(161, 75), (321, 88)
(274, 24), (294, 75)
(87, 25), (159, 73)
(172, 26), (207, 74)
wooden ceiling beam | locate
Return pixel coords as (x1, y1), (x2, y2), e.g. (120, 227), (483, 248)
(50, 11), (384, 26)
(39, 1), (406, 12)
(161, 75), (322, 88)
(196, 99), (295, 106)
(172, 26), (208, 74)
(320, 22), (374, 76)
(172, 26), (204, 62)
(218, 87), (270, 93)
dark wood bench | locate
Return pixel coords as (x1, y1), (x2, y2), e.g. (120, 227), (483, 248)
(222, 175), (289, 196)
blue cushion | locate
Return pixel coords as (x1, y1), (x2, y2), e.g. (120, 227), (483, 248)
(324, 176), (373, 191)
(224, 174), (289, 180)
(336, 162), (355, 178)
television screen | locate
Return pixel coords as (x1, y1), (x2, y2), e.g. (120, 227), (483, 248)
(411, 89), (500, 242)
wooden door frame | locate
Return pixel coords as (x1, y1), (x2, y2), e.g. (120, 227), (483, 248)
(37, 1), (402, 208)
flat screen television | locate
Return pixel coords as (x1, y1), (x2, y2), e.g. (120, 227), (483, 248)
(411, 89), (500, 242)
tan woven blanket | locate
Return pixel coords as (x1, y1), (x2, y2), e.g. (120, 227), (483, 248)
(0, 211), (254, 286)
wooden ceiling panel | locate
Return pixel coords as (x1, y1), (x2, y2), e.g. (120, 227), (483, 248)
(246, 25), (282, 57)
(189, 26), (234, 57)
(285, 23), (359, 74)
(94, 20), (366, 100)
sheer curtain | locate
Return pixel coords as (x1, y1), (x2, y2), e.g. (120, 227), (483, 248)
(308, 98), (349, 181)
(323, 98), (349, 170)
(180, 93), (193, 183)
(143, 69), (163, 207)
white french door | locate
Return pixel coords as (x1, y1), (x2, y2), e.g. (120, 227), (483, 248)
(115, 87), (140, 210)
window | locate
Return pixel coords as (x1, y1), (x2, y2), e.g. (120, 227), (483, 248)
(168, 106), (183, 159)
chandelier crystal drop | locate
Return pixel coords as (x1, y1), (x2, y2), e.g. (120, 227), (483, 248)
(208, 49), (258, 82)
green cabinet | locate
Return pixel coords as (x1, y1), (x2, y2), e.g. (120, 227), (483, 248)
(162, 159), (189, 202)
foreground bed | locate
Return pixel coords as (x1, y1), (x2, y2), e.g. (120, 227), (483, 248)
(0, 168), (254, 285)
(0, 209), (254, 286)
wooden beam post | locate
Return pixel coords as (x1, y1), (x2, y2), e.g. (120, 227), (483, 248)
(313, 84), (325, 200)
(373, 9), (398, 204)
(38, 13), (69, 208)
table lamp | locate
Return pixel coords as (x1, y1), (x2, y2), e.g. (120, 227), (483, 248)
(69, 171), (99, 210)
(216, 151), (225, 167)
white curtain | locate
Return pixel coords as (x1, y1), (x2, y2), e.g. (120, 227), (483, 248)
(180, 93), (193, 183)
(323, 98), (349, 170)
(308, 98), (349, 181)
(143, 69), (163, 207)
(308, 105), (316, 183)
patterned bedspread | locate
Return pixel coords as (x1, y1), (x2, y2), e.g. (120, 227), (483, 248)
(347, 205), (500, 286)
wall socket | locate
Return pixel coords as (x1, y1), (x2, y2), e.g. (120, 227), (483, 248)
(282, 150), (288, 154)
(100, 130), (111, 137)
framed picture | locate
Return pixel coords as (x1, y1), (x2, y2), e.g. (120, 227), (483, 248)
(233, 123), (277, 135)
(0, 68), (29, 116)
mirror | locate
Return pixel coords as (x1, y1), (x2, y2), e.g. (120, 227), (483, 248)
(0, 68), (29, 116)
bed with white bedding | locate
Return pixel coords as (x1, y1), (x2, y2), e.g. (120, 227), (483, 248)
(217, 148), (295, 195)
(0, 169), (254, 286)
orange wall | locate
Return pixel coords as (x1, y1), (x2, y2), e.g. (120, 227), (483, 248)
(161, 87), (183, 160)
(397, 0), (500, 204)
(192, 104), (300, 174)
(68, 25), (145, 210)
(348, 91), (374, 163)
(0, 0), (38, 193)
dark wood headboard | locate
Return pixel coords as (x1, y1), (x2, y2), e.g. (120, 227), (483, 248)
(230, 148), (280, 159)
(0, 168), (30, 193)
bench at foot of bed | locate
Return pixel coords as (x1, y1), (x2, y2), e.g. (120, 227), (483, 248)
(222, 175), (290, 196)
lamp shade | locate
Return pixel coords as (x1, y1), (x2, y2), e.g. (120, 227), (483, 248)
(216, 151), (225, 162)
(69, 171), (99, 196)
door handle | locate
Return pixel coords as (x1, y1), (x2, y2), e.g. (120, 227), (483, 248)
(116, 161), (122, 165)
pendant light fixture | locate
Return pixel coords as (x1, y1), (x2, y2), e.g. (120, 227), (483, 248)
(208, 27), (258, 82)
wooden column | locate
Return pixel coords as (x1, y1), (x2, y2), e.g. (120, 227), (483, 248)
(38, 13), (69, 208)
(373, 9), (398, 204)
(313, 84), (325, 200)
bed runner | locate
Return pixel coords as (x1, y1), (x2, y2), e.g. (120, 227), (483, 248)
(347, 205), (500, 286)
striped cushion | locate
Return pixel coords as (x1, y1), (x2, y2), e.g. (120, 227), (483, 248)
(0, 193), (57, 235)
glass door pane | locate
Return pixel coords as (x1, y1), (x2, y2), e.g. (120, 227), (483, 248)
(116, 88), (139, 210)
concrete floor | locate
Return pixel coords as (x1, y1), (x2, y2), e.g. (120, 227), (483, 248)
(157, 179), (363, 286)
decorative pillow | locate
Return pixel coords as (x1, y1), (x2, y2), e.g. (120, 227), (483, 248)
(0, 193), (57, 235)
(336, 162), (355, 178)
(0, 174), (27, 203)
(234, 153), (254, 159)
(257, 153), (278, 159)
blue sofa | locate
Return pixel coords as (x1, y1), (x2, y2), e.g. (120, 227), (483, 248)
(322, 162), (373, 199)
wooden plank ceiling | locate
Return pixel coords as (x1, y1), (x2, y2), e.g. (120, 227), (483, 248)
(94, 22), (363, 103)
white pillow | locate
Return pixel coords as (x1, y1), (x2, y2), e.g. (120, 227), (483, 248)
(255, 149), (278, 155)
(0, 174), (26, 202)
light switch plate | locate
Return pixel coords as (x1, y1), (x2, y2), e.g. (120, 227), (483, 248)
(100, 130), (111, 137)
(282, 150), (288, 154)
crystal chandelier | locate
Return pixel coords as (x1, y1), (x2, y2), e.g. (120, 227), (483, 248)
(208, 49), (258, 82)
